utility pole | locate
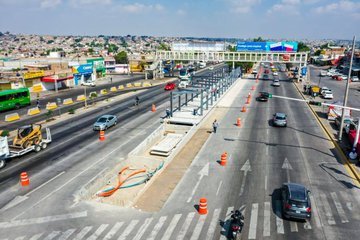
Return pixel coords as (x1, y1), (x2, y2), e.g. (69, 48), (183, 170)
(339, 36), (356, 141)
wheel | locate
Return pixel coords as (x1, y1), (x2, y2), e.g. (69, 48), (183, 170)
(23, 140), (32, 149)
(114, 121), (117, 126)
(34, 145), (41, 152)
(33, 137), (41, 145)
(41, 143), (47, 149)
(0, 159), (6, 169)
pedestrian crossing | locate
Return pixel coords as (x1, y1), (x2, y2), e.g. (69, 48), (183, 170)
(5, 190), (360, 240)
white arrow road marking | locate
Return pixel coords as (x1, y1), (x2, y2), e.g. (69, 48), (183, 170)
(282, 158), (293, 183)
(187, 163), (209, 202)
(0, 211), (87, 229)
(239, 159), (251, 196)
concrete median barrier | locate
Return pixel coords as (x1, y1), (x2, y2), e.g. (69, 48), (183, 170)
(126, 83), (133, 88)
(46, 102), (58, 110)
(134, 82), (141, 87)
(63, 98), (73, 105)
(100, 89), (108, 95)
(27, 107), (41, 116)
(89, 91), (97, 98)
(142, 82), (152, 87)
(110, 87), (117, 92)
(5, 113), (20, 122)
(118, 85), (124, 90)
(76, 94), (86, 101)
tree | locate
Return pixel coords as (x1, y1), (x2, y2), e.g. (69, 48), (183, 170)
(115, 51), (128, 64)
(297, 42), (310, 52)
(158, 43), (170, 51)
(314, 49), (322, 56)
(253, 37), (265, 42)
(88, 48), (94, 54)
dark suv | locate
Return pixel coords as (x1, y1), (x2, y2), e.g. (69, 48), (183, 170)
(281, 183), (311, 220)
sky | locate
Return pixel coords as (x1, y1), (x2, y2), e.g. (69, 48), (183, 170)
(0, 0), (359, 40)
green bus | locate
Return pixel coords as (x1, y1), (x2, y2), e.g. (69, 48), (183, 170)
(0, 88), (31, 111)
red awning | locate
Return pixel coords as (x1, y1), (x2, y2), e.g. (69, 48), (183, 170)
(41, 76), (73, 83)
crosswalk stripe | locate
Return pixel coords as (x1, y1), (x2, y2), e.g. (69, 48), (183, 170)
(133, 218), (153, 240)
(58, 229), (76, 240)
(43, 231), (60, 240)
(352, 190), (360, 208)
(29, 233), (44, 240)
(190, 215), (207, 240)
(290, 221), (298, 232)
(103, 222), (123, 240)
(118, 220), (139, 240)
(304, 221), (312, 230)
(161, 214), (182, 240)
(87, 224), (109, 240)
(176, 212), (196, 240)
(74, 226), (93, 240)
(14, 237), (25, 240)
(263, 202), (271, 237)
(206, 208), (221, 240)
(248, 203), (258, 239)
(331, 192), (349, 223)
(339, 191), (353, 210)
(309, 195), (321, 228)
(319, 193), (335, 225)
(219, 206), (234, 240)
(147, 216), (167, 240)
(275, 200), (284, 234)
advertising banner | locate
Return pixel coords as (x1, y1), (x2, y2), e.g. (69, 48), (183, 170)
(236, 42), (298, 52)
(72, 64), (93, 75)
(24, 71), (45, 80)
(236, 42), (267, 51)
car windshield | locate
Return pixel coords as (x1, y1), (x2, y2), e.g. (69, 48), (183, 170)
(97, 117), (107, 123)
(276, 115), (286, 120)
(179, 69), (187, 75)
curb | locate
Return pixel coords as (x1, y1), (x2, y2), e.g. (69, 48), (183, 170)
(293, 82), (360, 185)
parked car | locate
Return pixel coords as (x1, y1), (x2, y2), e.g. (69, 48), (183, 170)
(281, 183), (312, 220)
(338, 75), (348, 81)
(93, 115), (117, 131)
(263, 74), (270, 80)
(208, 66), (214, 70)
(322, 90), (333, 99)
(273, 112), (287, 127)
(320, 70), (327, 77)
(351, 76), (359, 82)
(272, 79), (280, 87)
(81, 81), (96, 87)
(320, 86), (330, 95)
(164, 82), (176, 91)
(273, 71), (278, 76)
(335, 116), (354, 130)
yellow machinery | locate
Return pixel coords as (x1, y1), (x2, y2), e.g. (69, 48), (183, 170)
(12, 124), (42, 149)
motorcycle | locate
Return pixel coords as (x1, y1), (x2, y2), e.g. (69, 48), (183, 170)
(229, 210), (244, 239)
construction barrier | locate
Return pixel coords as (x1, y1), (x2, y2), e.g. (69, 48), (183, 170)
(142, 82), (152, 87)
(20, 172), (30, 186)
(27, 107), (41, 116)
(5, 113), (20, 122)
(110, 87), (117, 92)
(63, 98), (73, 105)
(198, 198), (208, 215)
(99, 130), (105, 141)
(151, 104), (156, 112)
(220, 152), (227, 166)
(76, 95), (86, 101)
(126, 83), (133, 88)
(100, 89), (108, 95)
(134, 82), (142, 87)
(46, 102), (58, 110)
(237, 118), (241, 127)
(31, 84), (43, 93)
(118, 85), (125, 90)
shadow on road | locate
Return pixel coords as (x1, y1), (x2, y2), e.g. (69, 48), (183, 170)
(319, 163), (359, 189)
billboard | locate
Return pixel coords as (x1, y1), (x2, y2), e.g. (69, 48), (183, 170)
(72, 64), (93, 75)
(236, 42), (298, 52)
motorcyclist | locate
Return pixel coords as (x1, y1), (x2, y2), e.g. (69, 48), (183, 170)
(231, 210), (244, 223)
(135, 96), (140, 106)
(229, 209), (244, 239)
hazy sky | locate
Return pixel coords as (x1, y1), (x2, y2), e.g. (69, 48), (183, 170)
(0, 0), (359, 40)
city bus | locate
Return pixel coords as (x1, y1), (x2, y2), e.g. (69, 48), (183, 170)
(0, 88), (31, 111)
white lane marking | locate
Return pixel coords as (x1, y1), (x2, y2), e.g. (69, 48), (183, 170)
(14, 237), (25, 240)
(206, 208), (221, 240)
(304, 221), (312, 230)
(275, 200), (284, 234)
(161, 214), (182, 240)
(320, 193), (336, 225)
(87, 224), (109, 240)
(331, 192), (349, 223)
(147, 216), (167, 240)
(190, 215), (207, 240)
(176, 212), (195, 240)
(239, 159), (251, 196)
(264, 175), (268, 191)
(290, 221), (298, 232)
(13, 127), (147, 220)
(58, 229), (76, 240)
(74, 226), (93, 240)
(43, 231), (60, 240)
(216, 181), (222, 196)
(263, 202), (271, 237)
(186, 163), (209, 203)
(309, 195), (322, 228)
(25, 171), (66, 196)
(248, 203), (258, 239)
(118, 220), (139, 240)
(103, 222), (123, 240)
(219, 206), (234, 240)
(133, 218), (153, 240)
(0, 211), (87, 229)
(29, 233), (44, 240)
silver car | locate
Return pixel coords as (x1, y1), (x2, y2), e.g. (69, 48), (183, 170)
(273, 113), (287, 127)
(93, 115), (117, 131)
(272, 79), (280, 87)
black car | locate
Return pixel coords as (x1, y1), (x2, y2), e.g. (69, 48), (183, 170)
(256, 94), (268, 102)
(281, 183), (311, 220)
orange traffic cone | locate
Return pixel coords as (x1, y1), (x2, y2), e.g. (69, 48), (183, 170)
(151, 104), (156, 112)
(198, 198), (208, 215)
(241, 106), (247, 112)
(220, 152), (227, 166)
(99, 130), (105, 141)
(237, 118), (241, 127)
(246, 97), (250, 104)
(20, 172), (30, 186)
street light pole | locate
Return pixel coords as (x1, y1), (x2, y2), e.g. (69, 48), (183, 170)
(84, 85), (87, 108)
(339, 35), (356, 141)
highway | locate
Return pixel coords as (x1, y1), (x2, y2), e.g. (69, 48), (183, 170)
(0, 67), (359, 240)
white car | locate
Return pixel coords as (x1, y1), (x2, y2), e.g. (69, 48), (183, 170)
(322, 90), (333, 99)
(351, 76), (359, 82)
(81, 81), (96, 87)
(273, 72), (278, 76)
(320, 70), (327, 77)
(208, 66), (214, 70)
(320, 86), (330, 95)
(272, 79), (280, 87)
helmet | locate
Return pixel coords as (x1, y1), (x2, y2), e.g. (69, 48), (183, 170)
(235, 210), (241, 216)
